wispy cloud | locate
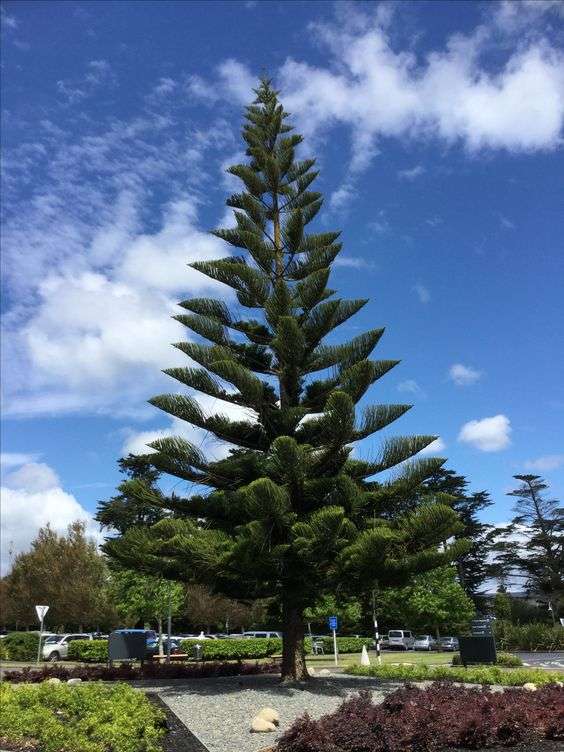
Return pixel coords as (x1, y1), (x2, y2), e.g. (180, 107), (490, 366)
(397, 379), (424, 395)
(398, 165), (425, 180)
(413, 283), (431, 304)
(524, 453), (564, 471)
(449, 363), (483, 386)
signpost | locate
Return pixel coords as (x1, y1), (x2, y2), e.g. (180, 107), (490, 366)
(328, 615), (338, 666)
(35, 605), (49, 664)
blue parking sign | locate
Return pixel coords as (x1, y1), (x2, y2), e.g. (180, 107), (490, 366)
(328, 615), (338, 631)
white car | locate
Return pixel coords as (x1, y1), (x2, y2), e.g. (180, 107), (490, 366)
(387, 629), (415, 650)
(42, 633), (92, 661)
(241, 630), (282, 639)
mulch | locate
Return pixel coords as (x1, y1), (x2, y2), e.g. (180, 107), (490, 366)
(147, 693), (210, 752)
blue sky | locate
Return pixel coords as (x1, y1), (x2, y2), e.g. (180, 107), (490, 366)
(1, 0), (563, 573)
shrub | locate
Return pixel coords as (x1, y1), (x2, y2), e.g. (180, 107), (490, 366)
(0, 681), (164, 752)
(494, 621), (564, 651)
(3, 658), (281, 683)
(277, 683), (564, 752)
(321, 636), (373, 654)
(452, 650), (523, 667)
(181, 636), (282, 660)
(1, 631), (39, 661)
(347, 662), (564, 686)
(0, 640), (9, 660)
(67, 639), (108, 663)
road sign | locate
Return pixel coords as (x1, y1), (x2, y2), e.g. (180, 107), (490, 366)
(328, 615), (338, 631)
(328, 616), (339, 666)
(35, 605), (49, 622)
(35, 605), (49, 664)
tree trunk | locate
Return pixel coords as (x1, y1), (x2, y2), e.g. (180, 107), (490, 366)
(281, 602), (309, 682)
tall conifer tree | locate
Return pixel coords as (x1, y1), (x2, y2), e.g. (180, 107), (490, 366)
(104, 81), (467, 680)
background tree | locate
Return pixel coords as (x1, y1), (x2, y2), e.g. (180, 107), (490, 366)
(377, 565), (475, 638)
(109, 570), (184, 653)
(493, 590), (512, 622)
(3, 522), (115, 631)
(304, 594), (362, 635)
(103, 80), (468, 681)
(96, 455), (166, 535)
(420, 469), (494, 599)
(491, 475), (563, 622)
(184, 584), (259, 633)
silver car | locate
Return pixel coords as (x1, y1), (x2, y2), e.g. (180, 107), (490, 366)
(387, 629), (415, 650)
(42, 633), (92, 661)
(413, 634), (437, 651)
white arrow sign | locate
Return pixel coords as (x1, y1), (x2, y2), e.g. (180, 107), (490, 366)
(35, 605), (49, 622)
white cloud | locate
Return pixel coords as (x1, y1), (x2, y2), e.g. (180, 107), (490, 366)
(397, 379), (423, 395)
(524, 453), (564, 471)
(0, 462), (100, 574)
(0, 453), (39, 469)
(398, 165), (425, 180)
(418, 437), (446, 455)
(449, 363), (483, 386)
(458, 414), (512, 451)
(334, 255), (375, 270)
(500, 214), (516, 229)
(3, 462), (60, 492)
(1, 8), (17, 29)
(413, 283), (431, 304)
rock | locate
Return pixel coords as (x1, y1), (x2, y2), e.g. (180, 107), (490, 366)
(318, 668), (331, 676)
(256, 707), (279, 725)
(555, 681), (563, 688)
(67, 678), (82, 685)
(250, 716), (276, 733)
(522, 682), (537, 691)
(46, 677), (62, 684)
(308, 667), (315, 675)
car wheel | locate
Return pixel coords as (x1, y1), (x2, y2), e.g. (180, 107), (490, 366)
(48, 652), (60, 662)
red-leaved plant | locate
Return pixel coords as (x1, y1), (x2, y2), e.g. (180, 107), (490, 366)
(277, 684), (564, 752)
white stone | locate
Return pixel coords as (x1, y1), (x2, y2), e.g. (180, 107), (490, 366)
(250, 717), (276, 733)
(256, 707), (279, 725)
(522, 682), (537, 691)
(318, 668), (331, 676)
(45, 677), (62, 684)
(67, 677), (82, 685)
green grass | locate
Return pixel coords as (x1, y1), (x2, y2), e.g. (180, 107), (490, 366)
(306, 650), (453, 668)
(347, 662), (564, 686)
(0, 681), (165, 752)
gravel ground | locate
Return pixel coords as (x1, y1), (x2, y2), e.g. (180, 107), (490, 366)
(149, 672), (401, 752)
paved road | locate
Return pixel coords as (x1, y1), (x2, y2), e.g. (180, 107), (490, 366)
(517, 651), (564, 669)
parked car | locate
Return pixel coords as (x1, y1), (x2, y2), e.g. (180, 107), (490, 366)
(42, 633), (92, 662)
(413, 634), (437, 651)
(439, 636), (459, 652)
(241, 630), (282, 639)
(387, 629), (415, 650)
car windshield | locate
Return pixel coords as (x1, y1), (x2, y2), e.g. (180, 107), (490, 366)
(44, 636), (62, 644)
(415, 635), (428, 640)
(388, 631), (402, 637)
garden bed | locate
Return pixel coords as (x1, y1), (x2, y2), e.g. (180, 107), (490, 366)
(347, 662), (564, 686)
(276, 683), (564, 752)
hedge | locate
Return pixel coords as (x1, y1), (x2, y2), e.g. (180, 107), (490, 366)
(0, 680), (164, 752)
(494, 621), (564, 651)
(181, 637), (282, 660)
(452, 651), (523, 667)
(1, 632), (39, 661)
(67, 639), (108, 663)
(319, 636), (373, 654)
(347, 662), (564, 686)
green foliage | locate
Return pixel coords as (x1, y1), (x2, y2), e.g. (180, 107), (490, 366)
(2, 631), (39, 661)
(377, 566), (475, 633)
(67, 639), (109, 663)
(493, 591), (512, 621)
(0, 641), (9, 660)
(322, 636), (373, 654)
(452, 651), (523, 667)
(348, 662), (564, 686)
(181, 637), (282, 660)
(0, 681), (164, 752)
(109, 570), (184, 626)
(3, 522), (116, 631)
(304, 594), (362, 631)
(494, 620), (564, 651)
(102, 80), (468, 680)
